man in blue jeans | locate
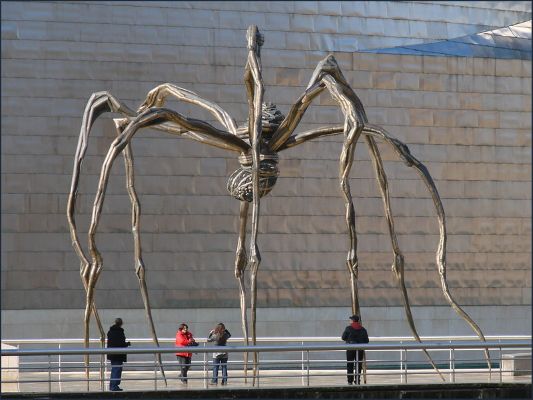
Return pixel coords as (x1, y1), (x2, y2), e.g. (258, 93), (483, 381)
(207, 323), (231, 385)
(106, 318), (131, 391)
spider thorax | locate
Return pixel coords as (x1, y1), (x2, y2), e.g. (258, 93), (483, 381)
(227, 103), (284, 202)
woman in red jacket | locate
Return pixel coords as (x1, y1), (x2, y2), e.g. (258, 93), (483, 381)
(175, 323), (196, 384)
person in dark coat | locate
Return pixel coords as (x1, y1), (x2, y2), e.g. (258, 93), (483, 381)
(341, 315), (369, 385)
(207, 323), (232, 385)
(106, 318), (131, 391)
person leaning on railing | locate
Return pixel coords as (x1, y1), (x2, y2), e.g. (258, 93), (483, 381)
(207, 322), (232, 385)
(175, 323), (198, 384)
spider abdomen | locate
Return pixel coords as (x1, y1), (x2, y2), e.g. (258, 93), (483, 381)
(227, 155), (279, 202)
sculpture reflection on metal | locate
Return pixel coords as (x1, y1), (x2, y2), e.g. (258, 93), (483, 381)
(67, 26), (490, 385)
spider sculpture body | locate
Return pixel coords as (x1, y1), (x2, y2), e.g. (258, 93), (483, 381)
(68, 26), (489, 385)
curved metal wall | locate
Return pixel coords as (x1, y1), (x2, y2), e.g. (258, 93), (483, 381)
(1, 1), (531, 338)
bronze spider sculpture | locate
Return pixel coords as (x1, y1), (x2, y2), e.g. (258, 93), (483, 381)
(68, 26), (489, 384)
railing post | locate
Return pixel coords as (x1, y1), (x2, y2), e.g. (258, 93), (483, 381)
(400, 347), (404, 383)
(448, 341), (451, 382)
(306, 350), (310, 387)
(104, 355), (108, 391)
(498, 347), (503, 383)
(356, 349), (359, 385)
(203, 343), (208, 389)
(256, 351), (260, 388)
(154, 355), (158, 390)
(403, 349), (408, 383)
(451, 348), (456, 383)
(58, 343), (62, 393)
(48, 354), (52, 393)
(301, 341), (304, 386)
(100, 353), (104, 391)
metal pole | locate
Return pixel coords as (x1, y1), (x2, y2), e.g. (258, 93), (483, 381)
(301, 341), (304, 386)
(448, 341), (452, 382)
(488, 347), (492, 381)
(306, 350), (310, 387)
(100, 353), (104, 391)
(154, 355), (158, 390)
(203, 343), (208, 389)
(403, 349), (408, 383)
(499, 346), (502, 383)
(451, 348), (456, 383)
(400, 347), (404, 383)
(104, 356), (108, 391)
(356, 349), (359, 385)
(48, 354), (52, 393)
(58, 343), (62, 392)
(256, 352), (260, 388)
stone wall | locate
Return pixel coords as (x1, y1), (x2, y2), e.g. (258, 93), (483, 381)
(1, 2), (531, 338)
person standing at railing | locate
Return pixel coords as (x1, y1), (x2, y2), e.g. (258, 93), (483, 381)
(106, 318), (131, 392)
(207, 323), (232, 385)
(341, 315), (369, 385)
(175, 323), (198, 384)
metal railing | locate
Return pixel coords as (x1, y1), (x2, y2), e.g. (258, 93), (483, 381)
(1, 337), (530, 393)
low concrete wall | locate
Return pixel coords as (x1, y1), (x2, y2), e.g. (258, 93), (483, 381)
(1, 343), (19, 392)
(502, 352), (532, 376)
(2, 305), (530, 340)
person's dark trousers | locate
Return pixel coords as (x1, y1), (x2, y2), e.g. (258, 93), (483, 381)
(346, 350), (364, 384)
(176, 356), (191, 383)
(212, 356), (228, 384)
(110, 361), (123, 390)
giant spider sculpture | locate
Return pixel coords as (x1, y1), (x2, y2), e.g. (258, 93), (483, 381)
(68, 26), (489, 384)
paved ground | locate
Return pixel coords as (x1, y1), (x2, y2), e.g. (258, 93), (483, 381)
(3, 368), (531, 394)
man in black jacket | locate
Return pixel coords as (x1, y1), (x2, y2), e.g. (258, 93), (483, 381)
(107, 318), (131, 391)
(341, 315), (369, 385)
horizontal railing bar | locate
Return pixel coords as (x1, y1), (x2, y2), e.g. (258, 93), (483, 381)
(10, 352), (506, 367)
(2, 367), (513, 385)
(2, 335), (530, 345)
(9, 362), (459, 369)
(1, 340), (528, 357)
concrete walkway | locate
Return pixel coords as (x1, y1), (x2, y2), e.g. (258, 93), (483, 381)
(3, 368), (531, 394)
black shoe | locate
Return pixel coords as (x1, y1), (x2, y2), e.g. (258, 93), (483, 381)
(348, 382), (353, 385)
(221, 381), (227, 385)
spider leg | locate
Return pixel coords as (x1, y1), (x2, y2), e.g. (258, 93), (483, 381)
(234, 200), (250, 382)
(112, 119), (168, 386)
(244, 25), (265, 384)
(83, 107), (244, 390)
(365, 134), (445, 381)
(137, 83), (238, 134)
(269, 82), (326, 151)
(67, 92), (135, 388)
(318, 64), (368, 320)
(275, 53), (488, 373)
(339, 122), (364, 316)
(364, 124), (491, 371)
(272, 55), (366, 333)
(279, 53), (447, 380)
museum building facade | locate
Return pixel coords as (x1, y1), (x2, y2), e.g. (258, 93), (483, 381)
(1, 1), (531, 340)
